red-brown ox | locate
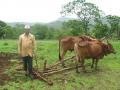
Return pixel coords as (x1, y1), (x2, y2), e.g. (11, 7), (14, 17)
(59, 36), (96, 67)
(74, 40), (115, 73)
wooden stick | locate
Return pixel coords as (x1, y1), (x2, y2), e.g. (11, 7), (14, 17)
(46, 56), (75, 69)
(43, 65), (82, 76)
(42, 68), (59, 73)
(32, 69), (53, 85)
(43, 60), (47, 71)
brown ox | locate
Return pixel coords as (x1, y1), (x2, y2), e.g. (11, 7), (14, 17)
(59, 36), (96, 67)
(74, 40), (115, 73)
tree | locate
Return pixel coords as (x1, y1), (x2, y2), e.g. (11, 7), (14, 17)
(106, 15), (120, 39)
(11, 24), (24, 39)
(0, 21), (7, 38)
(45, 27), (55, 39)
(4, 26), (14, 39)
(61, 0), (101, 34)
(32, 24), (48, 39)
(63, 20), (84, 35)
(93, 22), (109, 38)
(0, 20), (15, 39)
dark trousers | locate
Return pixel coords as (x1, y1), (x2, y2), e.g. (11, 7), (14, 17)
(22, 56), (33, 75)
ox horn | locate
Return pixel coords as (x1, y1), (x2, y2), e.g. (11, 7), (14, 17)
(101, 37), (106, 41)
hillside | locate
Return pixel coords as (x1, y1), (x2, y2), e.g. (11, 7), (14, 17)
(7, 17), (75, 29)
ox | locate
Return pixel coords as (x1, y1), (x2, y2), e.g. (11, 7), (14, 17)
(59, 35), (96, 67)
(74, 40), (115, 73)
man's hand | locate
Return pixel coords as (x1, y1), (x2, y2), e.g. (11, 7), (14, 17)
(18, 52), (22, 61)
(33, 53), (37, 59)
(33, 50), (37, 58)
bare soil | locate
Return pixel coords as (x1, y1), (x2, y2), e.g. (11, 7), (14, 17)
(0, 53), (16, 85)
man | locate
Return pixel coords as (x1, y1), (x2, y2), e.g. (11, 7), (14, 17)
(18, 25), (36, 78)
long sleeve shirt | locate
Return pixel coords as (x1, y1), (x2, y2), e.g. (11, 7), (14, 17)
(18, 33), (36, 57)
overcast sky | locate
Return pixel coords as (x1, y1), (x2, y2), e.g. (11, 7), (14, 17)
(0, 0), (119, 23)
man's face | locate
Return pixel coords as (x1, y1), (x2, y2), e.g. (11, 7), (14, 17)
(25, 29), (30, 34)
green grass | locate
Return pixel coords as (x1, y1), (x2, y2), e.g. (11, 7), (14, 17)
(0, 40), (120, 90)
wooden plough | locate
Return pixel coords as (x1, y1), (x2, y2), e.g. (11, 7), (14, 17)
(0, 52), (81, 85)
(31, 56), (83, 85)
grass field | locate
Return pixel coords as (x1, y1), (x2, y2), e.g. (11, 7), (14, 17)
(0, 40), (120, 90)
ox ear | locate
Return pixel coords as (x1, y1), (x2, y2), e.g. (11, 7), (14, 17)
(78, 41), (89, 47)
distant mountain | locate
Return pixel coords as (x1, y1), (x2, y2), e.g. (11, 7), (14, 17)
(46, 17), (76, 28)
(7, 16), (109, 29)
(7, 17), (76, 29)
(7, 22), (42, 27)
(56, 17), (76, 22)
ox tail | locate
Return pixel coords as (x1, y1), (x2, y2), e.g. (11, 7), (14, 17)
(59, 39), (61, 60)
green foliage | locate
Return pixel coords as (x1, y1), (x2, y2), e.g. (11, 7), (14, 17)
(61, 0), (85, 16)
(6, 24), (24, 39)
(106, 15), (120, 38)
(4, 26), (14, 39)
(93, 22), (109, 38)
(61, 0), (101, 34)
(31, 24), (64, 40)
(0, 20), (8, 38)
(0, 21), (18, 39)
(63, 20), (84, 35)
(32, 24), (48, 39)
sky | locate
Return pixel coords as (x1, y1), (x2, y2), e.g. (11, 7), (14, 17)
(0, 0), (119, 23)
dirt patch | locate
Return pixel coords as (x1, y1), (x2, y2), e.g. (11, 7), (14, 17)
(0, 54), (12, 85)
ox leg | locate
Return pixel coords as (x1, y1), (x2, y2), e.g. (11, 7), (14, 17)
(61, 50), (67, 68)
(91, 59), (95, 68)
(95, 59), (98, 70)
(81, 59), (86, 72)
(75, 56), (80, 73)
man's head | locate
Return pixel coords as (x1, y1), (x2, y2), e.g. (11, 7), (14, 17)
(24, 25), (31, 35)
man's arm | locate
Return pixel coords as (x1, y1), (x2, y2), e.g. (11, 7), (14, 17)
(33, 35), (36, 56)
